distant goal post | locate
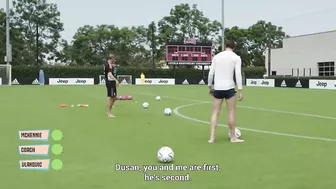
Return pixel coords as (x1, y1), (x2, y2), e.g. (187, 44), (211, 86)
(98, 75), (132, 85)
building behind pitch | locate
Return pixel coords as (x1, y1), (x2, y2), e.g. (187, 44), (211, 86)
(265, 30), (336, 77)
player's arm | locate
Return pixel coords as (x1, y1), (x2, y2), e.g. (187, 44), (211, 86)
(235, 56), (243, 91)
(108, 72), (117, 81)
(207, 58), (215, 90)
(107, 66), (119, 84)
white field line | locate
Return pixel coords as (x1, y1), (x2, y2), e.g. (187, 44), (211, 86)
(172, 102), (336, 142)
(134, 92), (336, 120)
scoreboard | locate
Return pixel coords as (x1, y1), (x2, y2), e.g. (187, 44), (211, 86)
(166, 38), (212, 66)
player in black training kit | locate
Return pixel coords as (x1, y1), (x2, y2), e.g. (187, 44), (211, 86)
(104, 55), (119, 117)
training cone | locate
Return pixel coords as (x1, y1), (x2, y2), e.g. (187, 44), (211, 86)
(60, 103), (67, 107)
(79, 104), (89, 107)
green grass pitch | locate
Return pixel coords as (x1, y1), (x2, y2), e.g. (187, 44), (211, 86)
(1, 85), (335, 189)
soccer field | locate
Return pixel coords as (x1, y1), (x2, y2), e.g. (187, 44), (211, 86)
(1, 85), (335, 189)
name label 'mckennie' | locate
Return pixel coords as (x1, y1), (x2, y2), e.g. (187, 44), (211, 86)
(18, 130), (49, 141)
(18, 145), (50, 156)
(19, 159), (50, 170)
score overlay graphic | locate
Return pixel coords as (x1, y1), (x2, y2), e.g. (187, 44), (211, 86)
(18, 129), (63, 171)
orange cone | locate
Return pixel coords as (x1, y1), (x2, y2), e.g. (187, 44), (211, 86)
(60, 103), (67, 107)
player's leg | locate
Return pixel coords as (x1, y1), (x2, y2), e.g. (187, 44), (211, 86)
(106, 97), (114, 117)
(106, 83), (113, 117)
(110, 82), (117, 111)
(106, 83), (116, 117)
(225, 89), (244, 143)
(208, 90), (224, 143)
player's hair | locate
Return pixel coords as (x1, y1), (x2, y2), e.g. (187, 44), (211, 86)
(106, 54), (116, 66)
(225, 40), (235, 49)
(107, 54), (115, 60)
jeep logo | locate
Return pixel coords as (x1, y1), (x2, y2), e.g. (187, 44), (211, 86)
(75, 79), (86, 83)
(316, 81), (327, 87)
(144, 80), (152, 83)
(250, 80), (257, 85)
(158, 80), (168, 83)
(57, 79), (68, 83)
(261, 80), (269, 85)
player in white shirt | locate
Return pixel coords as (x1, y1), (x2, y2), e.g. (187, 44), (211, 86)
(207, 40), (244, 143)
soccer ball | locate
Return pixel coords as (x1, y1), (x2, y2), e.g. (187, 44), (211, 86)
(143, 102), (149, 109)
(164, 108), (172, 115)
(156, 96), (161, 101)
(157, 146), (174, 163)
(228, 128), (242, 138)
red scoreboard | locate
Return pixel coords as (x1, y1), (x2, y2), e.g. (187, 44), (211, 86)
(166, 38), (212, 66)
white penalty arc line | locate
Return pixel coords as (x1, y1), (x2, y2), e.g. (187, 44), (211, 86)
(173, 102), (336, 142)
(134, 92), (336, 120)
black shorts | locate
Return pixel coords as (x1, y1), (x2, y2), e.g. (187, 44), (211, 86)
(213, 88), (236, 99)
(106, 82), (117, 97)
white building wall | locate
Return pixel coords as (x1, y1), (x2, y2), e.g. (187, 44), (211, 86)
(265, 30), (336, 76)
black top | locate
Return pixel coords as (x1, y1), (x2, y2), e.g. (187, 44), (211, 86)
(104, 63), (116, 83)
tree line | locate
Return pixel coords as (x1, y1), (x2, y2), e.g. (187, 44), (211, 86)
(0, 0), (288, 67)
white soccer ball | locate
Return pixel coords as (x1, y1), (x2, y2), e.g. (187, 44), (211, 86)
(164, 108), (172, 115)
(156, 96), (161, 101)
(157, 146), (174, 163)
(228, 128), (242, 138)
(143, 102), (149, 109)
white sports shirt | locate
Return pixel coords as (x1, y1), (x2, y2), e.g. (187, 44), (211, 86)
(207, 50), (243, 90)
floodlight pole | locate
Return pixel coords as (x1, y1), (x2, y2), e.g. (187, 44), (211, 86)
(6, 0), (10, 64)
(221, 0), (225, 51)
